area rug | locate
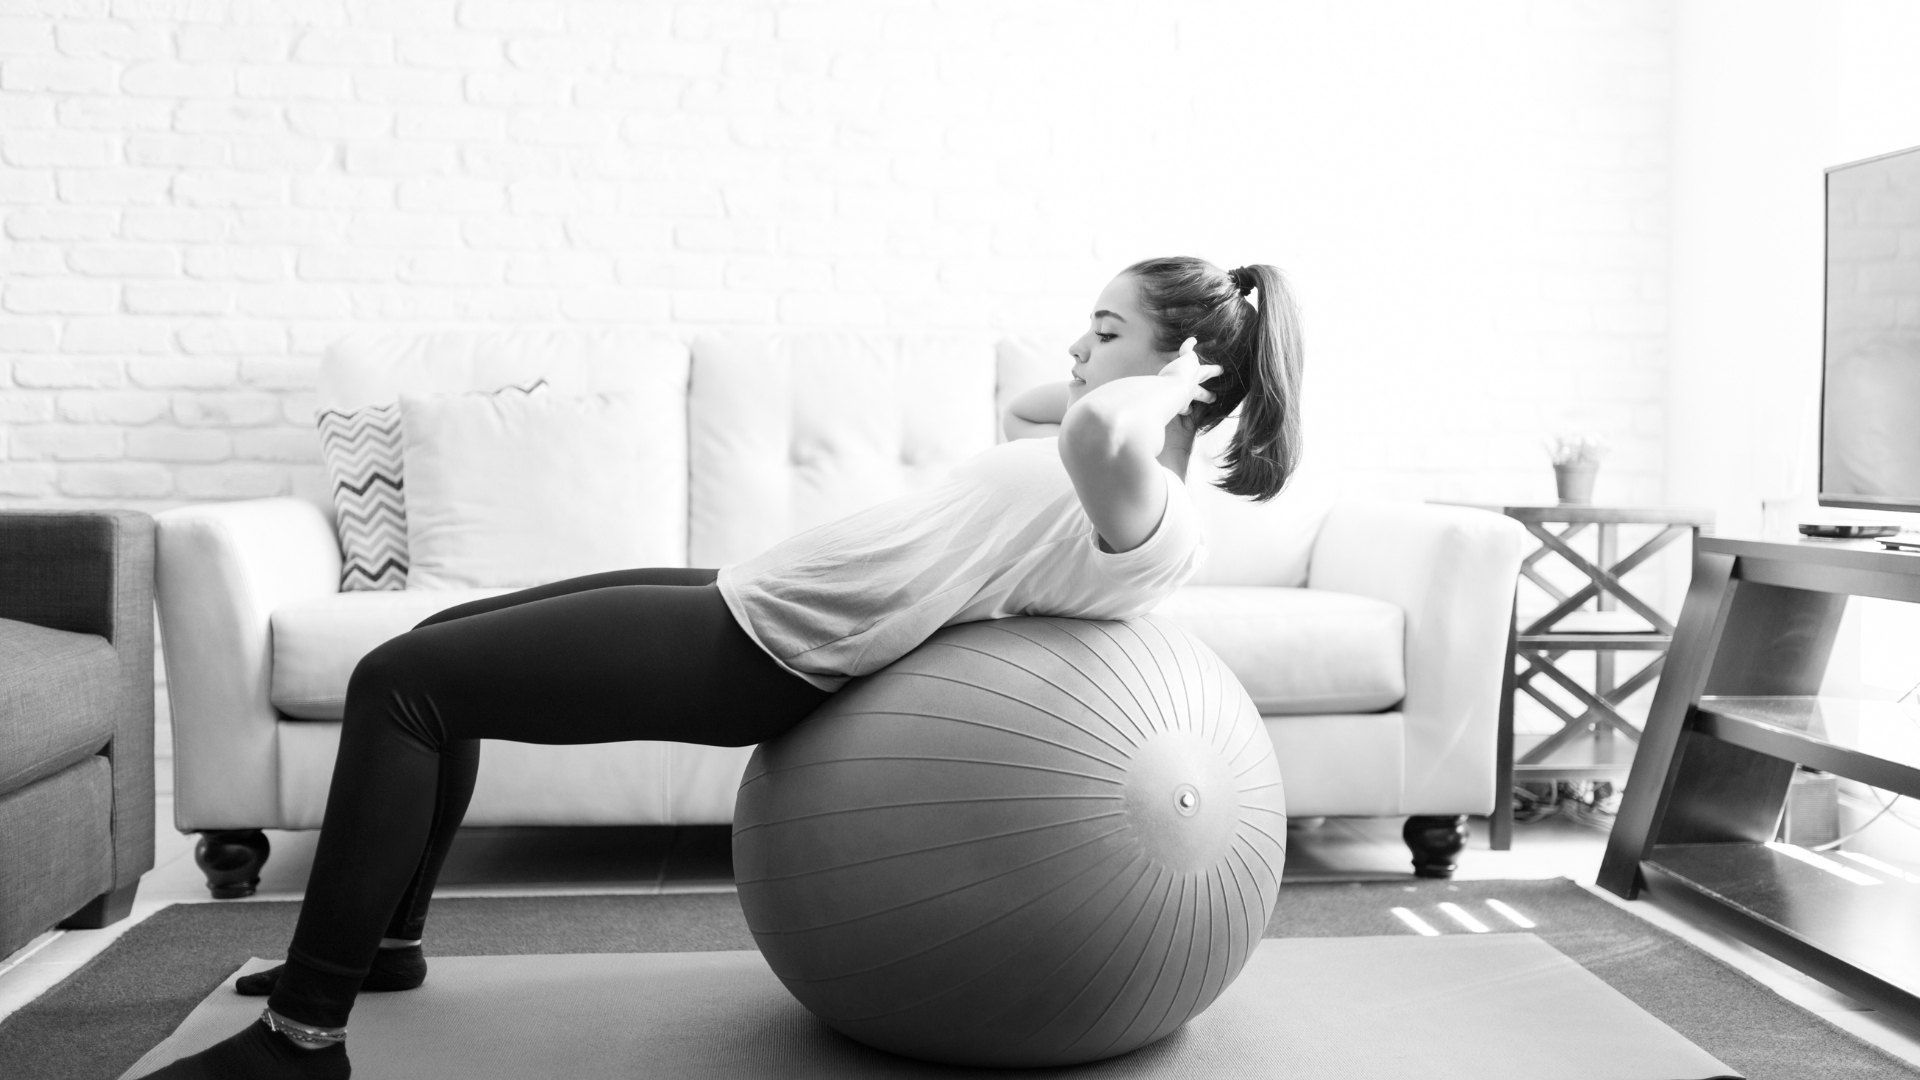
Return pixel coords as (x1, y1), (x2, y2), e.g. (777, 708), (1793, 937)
(124, 937), (1733, 1079)
(1, 879), (1914, 1080)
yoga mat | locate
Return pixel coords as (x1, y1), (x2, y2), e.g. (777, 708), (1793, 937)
(124, 934), (1737, 1079)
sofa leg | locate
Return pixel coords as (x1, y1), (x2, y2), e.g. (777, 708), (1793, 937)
(59, 881), (140, 930)
(1403, 815), (1470, 879)
(196, 830), (271, 899)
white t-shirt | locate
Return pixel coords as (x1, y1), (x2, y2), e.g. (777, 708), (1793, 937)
(717, 437), (1208, 691)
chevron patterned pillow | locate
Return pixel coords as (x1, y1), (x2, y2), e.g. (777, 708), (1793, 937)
(317, 380), (548, 591)
(317, 400), (407, 590)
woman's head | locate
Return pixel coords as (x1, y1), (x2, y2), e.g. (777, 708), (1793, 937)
(1066, 257), (1304, 501)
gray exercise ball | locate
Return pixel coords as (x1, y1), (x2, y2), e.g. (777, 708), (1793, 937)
(733, 615), (1287, 1068)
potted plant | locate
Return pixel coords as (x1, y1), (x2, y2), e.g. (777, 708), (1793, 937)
(1547, 435), (1608, 504)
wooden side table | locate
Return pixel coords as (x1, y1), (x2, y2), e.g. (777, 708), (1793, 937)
(1448, 504), (1714, 849)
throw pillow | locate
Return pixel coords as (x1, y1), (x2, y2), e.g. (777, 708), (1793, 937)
(316, 380), (546, 591)
(399, 390), (680, 590)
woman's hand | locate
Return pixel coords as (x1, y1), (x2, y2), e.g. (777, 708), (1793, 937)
(1161, 338), (1224, 416)
(1002, 381), (1072, 441)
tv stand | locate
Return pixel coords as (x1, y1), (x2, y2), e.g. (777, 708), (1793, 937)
(1600, 536), (1920, 1028)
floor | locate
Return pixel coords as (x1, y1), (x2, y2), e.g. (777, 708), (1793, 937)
(6, 783), (1920, 1072)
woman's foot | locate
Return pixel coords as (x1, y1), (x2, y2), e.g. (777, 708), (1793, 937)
(236, 945), (426, 997)
(145, 1017), (349, 1078)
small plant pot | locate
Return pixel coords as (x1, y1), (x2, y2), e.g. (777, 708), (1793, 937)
(1555, 462), (1599, 504)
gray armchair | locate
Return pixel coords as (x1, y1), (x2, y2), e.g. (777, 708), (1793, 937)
(0, 511), (155, 958)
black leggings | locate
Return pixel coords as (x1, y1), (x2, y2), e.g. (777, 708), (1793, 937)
(267, 568), (833, 1028)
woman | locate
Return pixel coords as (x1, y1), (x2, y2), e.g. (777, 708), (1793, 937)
(151, 257), (1303, 1079)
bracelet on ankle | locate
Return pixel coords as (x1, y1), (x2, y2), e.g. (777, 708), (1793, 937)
(259, 1008), (347, 1048)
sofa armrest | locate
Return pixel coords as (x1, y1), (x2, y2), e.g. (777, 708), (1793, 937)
(0, 510), (156, 890)
(155, 498), (341, 831)
(1307, 500), (1524, 815)
(0, 511), (145, 640)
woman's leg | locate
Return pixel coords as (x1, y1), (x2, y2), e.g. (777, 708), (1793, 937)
(232, 568), (729, 999)
(379, 567), (721, 943)
(261, 581), (827, 1031)
(230, 568), (739, 1007)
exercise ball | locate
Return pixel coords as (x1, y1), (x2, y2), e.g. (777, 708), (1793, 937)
(733, 615), (1287, 1068)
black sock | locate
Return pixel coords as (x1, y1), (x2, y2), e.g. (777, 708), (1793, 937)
(144, 1019), (349, 1079)
(236, 946), (426, 997)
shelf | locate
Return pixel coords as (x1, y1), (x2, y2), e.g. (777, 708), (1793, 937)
(1642, 842), (1920, 1018)
(1693, 696), (1920, 800)
(1520, 633), (1671, 651)
(1514, 731), (1635, 779)
(1552, 610), (1659, 633)
(1702, 535), (1920, 604)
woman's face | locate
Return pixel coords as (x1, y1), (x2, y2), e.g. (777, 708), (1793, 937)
(1066, 274), (1174, 404)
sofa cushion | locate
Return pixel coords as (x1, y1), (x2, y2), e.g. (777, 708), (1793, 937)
(316, 399), (409, 591)
(1155, 586), (1406, 715)
(0, 617), (117, 797)
(271, 590), (511, 720)
(401, 391), (682, 589)
(687, 334), (1000, 568)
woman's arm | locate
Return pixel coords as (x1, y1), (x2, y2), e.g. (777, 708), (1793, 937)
(1058, 341), (1220, 553)
(1002, 381), (1072, 440)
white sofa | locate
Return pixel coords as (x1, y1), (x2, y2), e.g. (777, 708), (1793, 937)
(155, 330), (1524, 894)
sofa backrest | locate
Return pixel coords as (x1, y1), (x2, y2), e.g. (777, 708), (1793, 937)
(321, 331), (1042, 573)
(1182, 419), (1336, 589)
(317, 330), (1328, 583)
(687, 334), (1011, 566)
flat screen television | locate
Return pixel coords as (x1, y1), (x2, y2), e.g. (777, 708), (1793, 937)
(1821, 143), (1920, 513)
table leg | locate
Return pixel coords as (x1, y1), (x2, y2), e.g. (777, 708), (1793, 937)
(1599, 550), (1737, 897)
(1491, 595), (1518, 850)
(1596, 524), (1617, 756)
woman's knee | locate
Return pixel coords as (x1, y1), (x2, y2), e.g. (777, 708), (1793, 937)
(343, 631), (452, 739)
(347, 633), (418, 697)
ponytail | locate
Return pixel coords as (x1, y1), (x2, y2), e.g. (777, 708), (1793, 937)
(1121, 257), (1304, 501)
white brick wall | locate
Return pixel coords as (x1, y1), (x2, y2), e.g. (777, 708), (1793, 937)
(0, 0), (1672, 513)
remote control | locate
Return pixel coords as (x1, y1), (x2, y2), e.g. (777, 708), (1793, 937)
(1800, 523), (1901, 540)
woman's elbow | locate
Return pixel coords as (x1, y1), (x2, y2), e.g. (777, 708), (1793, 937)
(1058, 406), (1127, 466)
